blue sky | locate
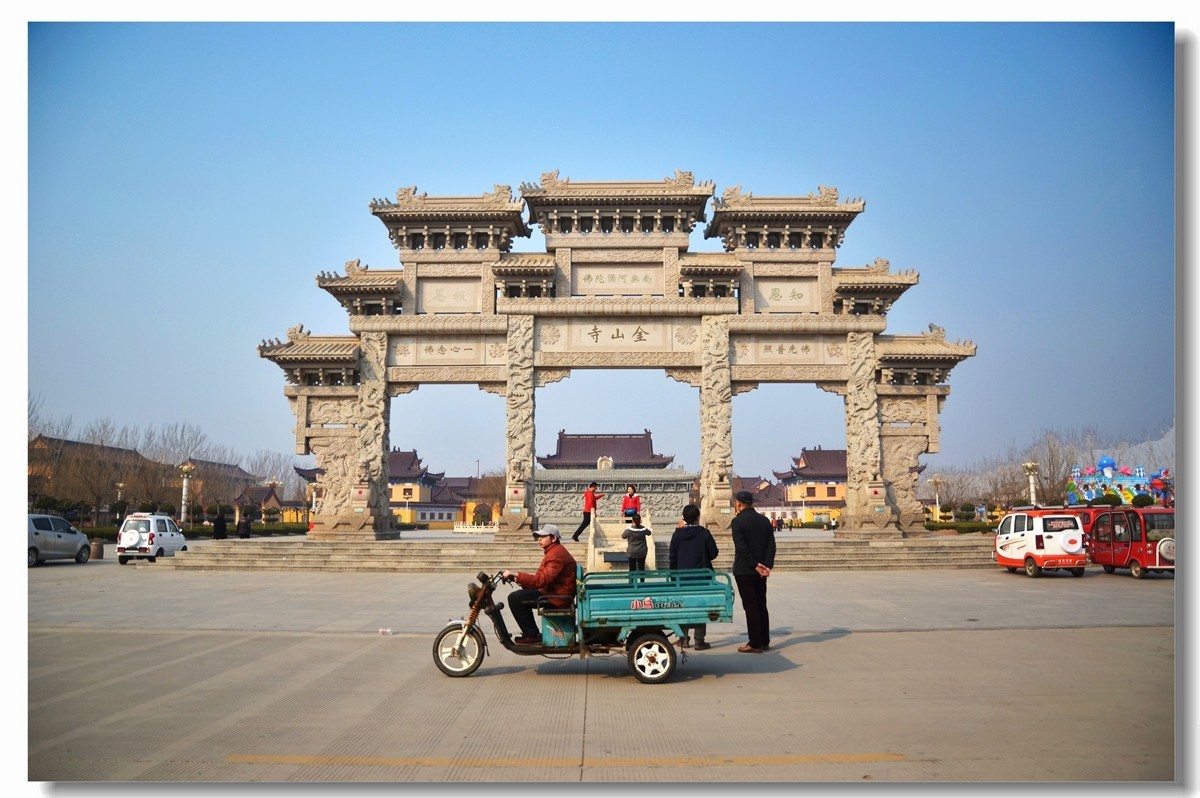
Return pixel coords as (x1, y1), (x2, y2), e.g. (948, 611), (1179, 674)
(24, 21), (1181, 482)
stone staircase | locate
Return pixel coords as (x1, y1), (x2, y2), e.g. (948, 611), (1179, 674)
(153, 534), (995, 573)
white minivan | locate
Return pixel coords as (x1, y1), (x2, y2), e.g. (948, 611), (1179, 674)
(115, 513), (188, 565)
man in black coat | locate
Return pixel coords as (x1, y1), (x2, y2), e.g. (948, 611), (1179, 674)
(669, 503), (719, 650)
(730, 490), (776, 653)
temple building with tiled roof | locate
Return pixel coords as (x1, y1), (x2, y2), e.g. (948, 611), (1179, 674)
(771, 446), (847, 526)
(537, 430), (674, 470)
(773, 447), (848, 483)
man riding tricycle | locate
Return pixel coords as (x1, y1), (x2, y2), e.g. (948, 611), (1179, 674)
(431, 524), (734, 684)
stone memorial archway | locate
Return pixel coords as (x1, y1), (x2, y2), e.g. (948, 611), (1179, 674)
(259, 172), (975, 540)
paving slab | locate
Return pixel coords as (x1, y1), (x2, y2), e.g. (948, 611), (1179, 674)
(23, 556), (1183, 788)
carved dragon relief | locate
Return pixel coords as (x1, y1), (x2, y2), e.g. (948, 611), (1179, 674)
(534, 368), (571, 387)
(699, 317), (734, 506)
(356, 332), (391, 520)
(307, 398), (357, 426)
(842, 332), (882, 521)
(664, 368), (701, 388)
(881, 434), (930, 528)
(880, 398), (928, 425)
(506, 315), (535, 487)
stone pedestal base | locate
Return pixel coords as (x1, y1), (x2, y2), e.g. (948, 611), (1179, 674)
(833, 525), (906, 541)
(897, 509), (931, 537)
(307, 513), (399, 541)
(494, 512), (533, 542)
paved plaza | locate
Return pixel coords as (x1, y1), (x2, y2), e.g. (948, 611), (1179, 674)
(25, 547), (1182, 786)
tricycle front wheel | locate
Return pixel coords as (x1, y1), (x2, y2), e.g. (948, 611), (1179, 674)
(627, 632), (676, 684)
(433, 625), (486, 677)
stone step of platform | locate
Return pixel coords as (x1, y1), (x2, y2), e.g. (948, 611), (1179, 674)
(153, 536), (995, 573)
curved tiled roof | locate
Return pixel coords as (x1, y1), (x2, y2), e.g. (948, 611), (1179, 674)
(537, 430), (674, 469)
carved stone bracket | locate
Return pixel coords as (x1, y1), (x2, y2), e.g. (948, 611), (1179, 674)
(664, 368), (701, 388)
(478, 383), (507, 396)
(732, 382), (759, 395)
(534, 368), (571, 387)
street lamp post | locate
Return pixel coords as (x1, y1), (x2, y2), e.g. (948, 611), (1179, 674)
(115, 482), (125, 525)
(1021, 461), (1040, 506)
(929, 474), (943, 522)
(179, 462), (195, 525)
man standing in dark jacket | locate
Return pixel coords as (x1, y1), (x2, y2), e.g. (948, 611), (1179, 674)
(669, 503), (719, 650)
(730, 490), (776, 653)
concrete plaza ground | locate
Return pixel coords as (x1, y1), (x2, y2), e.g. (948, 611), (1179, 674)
(26, 542), (1183, 786)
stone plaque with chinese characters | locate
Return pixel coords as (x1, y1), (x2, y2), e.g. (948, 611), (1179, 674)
(730, 335), (849, 365)
(753, 277), (819, 313)
(534, 318), (701, 353)
(389, 336), (507, 366)
(416, 278), (481, 313)
(571, 264), (663, 296)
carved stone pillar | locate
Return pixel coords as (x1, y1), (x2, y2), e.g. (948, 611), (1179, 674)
(838, 332), (896, 534)
(879, 396), (934, 534)
(309, 331), (392, 541)
(699, 316), (734, 533)
(498, 314), (535, 540)
(880, 432), (930, 534)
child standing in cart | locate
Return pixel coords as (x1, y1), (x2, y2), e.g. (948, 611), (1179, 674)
(622, 513), (652, 571)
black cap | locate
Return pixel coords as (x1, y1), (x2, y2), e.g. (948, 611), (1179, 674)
(734, 490), (754, 504)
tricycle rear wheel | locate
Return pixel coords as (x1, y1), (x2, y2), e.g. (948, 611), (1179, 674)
(627, 632), (676, 684)
(433, 625), (486, 677)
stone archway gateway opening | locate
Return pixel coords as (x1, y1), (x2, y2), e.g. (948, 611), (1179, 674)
(259, 171), (975, 541)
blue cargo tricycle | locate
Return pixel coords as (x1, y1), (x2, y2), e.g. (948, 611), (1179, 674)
(433, 567), (734, 684)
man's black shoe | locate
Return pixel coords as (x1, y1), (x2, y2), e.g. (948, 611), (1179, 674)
(694, 641), (712, 651)
(514, 635), (538, 645)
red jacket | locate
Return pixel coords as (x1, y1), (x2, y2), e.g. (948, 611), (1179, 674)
(516, 541), (578, 608)
(621, 493), (641, 514)
(583, 487), (604, 512)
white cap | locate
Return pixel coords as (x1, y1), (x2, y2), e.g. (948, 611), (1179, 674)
(532, 524), (561, 539)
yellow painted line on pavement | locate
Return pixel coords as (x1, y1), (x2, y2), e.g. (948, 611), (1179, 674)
(226, 752), (907, 768)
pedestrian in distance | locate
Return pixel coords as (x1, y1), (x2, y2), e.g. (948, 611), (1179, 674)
(621, 513), (651, 571)
(236, 515), (252, 539)
(212, 511), (228, 541)
(572, 482), (605, 541)
(621, 484), (641, 519)
(669, 503), (718, 650)
(730, 490), (776, 653)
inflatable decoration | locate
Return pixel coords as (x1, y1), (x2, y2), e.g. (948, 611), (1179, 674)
(1117, 466), (1133, 476)
(1098, 456), (1115, 471)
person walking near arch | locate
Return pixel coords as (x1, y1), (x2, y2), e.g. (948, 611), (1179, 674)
(731, 490), (775, 653)
(572, 482), (604, 542)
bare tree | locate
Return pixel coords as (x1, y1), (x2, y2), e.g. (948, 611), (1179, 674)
(472, 468), (507, 523)
(974, 444), (1027, 510)
(64, 419), (131, 526)
(1026, 429), (1076, 505)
